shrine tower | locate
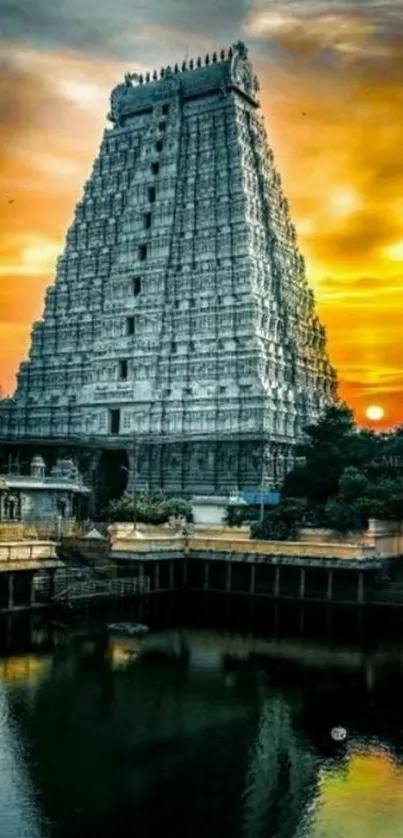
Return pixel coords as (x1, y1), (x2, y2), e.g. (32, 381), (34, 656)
(0, 43), (337, 500)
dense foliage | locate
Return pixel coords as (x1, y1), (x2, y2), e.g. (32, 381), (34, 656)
(252, 403), (403, 539)
(225, 503), (262, 527)
(250, 499), (307, 541)
(106, 491), (193, 525)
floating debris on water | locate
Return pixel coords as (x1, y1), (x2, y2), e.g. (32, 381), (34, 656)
(331, 726), (347, 742)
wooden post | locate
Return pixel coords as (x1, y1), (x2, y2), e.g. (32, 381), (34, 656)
(250, 564), (256, 595)
(327, 570), (333, 602)
(274, 601), (279, 632)
(299, 568), (306, 599)
(366, 660), (374, 691)
(5, 616), (12, 651)
(357, 571), (364, 605)
(226, 562), (232, 593)
(154, 562), (160, 591)
(274, 566), (280, 598)
(169, 561), (175, 591)
(7, 573), (14, 611)
(203, 562), (209, 592)
(249, 598), (255, 625)
(182, 560), (187, 589)
(30, 573), (36, 607)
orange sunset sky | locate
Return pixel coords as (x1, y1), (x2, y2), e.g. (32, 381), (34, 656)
(0, 0), (402, 427)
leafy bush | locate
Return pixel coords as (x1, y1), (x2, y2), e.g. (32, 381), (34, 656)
(251, 499), (307, 541)
(106, 491), (193, 525)
(225, 503), (262, 527)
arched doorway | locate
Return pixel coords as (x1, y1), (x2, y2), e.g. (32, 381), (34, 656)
(96, 449), (129, 517)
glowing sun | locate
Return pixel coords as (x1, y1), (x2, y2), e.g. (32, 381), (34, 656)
(365, 405), (385, 421)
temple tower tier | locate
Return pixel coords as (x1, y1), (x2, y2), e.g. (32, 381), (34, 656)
(0, 42), (337, 500)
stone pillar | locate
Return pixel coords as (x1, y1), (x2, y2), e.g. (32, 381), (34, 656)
(203, 562), (209, 592)
(86, 450), (101, 517)
(226, 562), (232, 594)
(274, 566), (280, 598)
(7, 573), (14, 611)
(249, 564), (256, 595)
(127, 442), (139, 493)
(169, 561), (175, 591)
(48, 569), (55, 601)
(366, 660), (374, 691)
(357, 571), (364, 605)
(30, 573), (36, 607)
(5, 616), (12, 651)
(299, 568), (306, 599)
(327, 570), (333, 602)
(154, 562), (160, 591)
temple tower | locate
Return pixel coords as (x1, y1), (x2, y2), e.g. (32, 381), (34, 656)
(0, 42), (337, 498)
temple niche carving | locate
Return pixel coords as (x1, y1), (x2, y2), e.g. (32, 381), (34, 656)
(0, 42), (337, 498)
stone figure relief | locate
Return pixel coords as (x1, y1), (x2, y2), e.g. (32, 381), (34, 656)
(217, 445), (236, 479)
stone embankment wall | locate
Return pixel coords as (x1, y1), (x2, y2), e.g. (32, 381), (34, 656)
(0, 521), (82, 542)
(108, 520), (403, 559)
(299, 520), (403, 557)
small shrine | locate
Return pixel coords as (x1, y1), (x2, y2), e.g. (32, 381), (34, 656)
(0, 457), (90, 522)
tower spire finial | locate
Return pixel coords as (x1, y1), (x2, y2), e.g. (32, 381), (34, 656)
(233, 40), (248, 57)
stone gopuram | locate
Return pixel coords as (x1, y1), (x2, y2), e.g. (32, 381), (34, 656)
(0, 42), (337, 502)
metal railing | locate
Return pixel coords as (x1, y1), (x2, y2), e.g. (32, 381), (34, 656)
(52, 576), (151, 602)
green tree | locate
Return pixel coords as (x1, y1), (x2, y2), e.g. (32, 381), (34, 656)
(336, 466), (371, 503)
(283, 403), (362, 504)
(322, 468), (403, 533)
(258, 405), (403, 539)
(367, 476), (403, 520)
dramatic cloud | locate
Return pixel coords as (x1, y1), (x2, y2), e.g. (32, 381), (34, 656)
(0, 0), (402, 426)
(0, 0), (246, 58)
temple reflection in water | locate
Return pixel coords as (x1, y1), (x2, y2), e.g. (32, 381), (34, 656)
(1, 604), (403, 837)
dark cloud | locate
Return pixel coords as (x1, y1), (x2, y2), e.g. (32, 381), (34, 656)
(0, 56), (52, 136)
(248, 0), (403, 31)
(248, 0), (403, 82)
(0, 0), (246, 58)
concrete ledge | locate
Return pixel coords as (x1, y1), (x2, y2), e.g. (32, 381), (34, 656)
(113, 550), (184, 562)
(111, 537), (187, 554)
(0, 560), (64, 573)
(109, 535), (380, 562)
(0, 541), (58, 563)
(189, 550), (383, 571)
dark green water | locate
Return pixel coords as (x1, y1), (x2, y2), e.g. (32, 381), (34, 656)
(1, 600), (403, 838)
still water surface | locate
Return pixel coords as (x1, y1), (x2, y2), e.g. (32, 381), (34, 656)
(1, 604), (403, 838)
